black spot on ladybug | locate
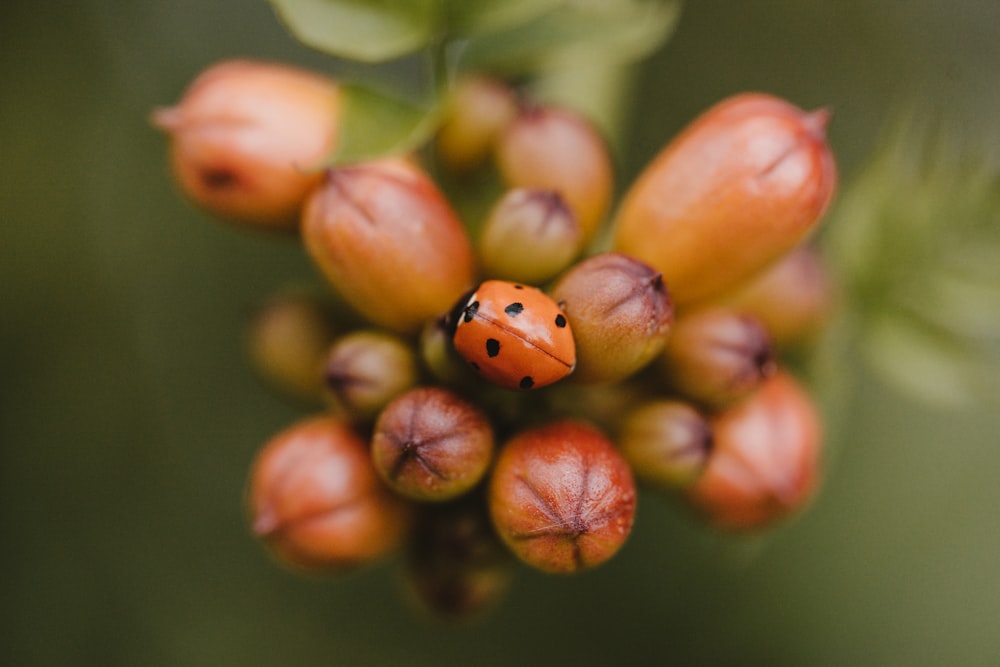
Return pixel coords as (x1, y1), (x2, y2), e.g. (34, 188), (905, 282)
(469, 361), (480, 372)
(519, 376), (535, 390)
(554, 314), (567, 328)
(504, 302), (524, 317)
(514, 284), (524, 290)
(462, 300), (480, 323)
(486, 338), (500, 357)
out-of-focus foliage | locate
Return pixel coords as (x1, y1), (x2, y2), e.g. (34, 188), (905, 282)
(271, 0), (681, 161)
(826, 119), (1000, 407)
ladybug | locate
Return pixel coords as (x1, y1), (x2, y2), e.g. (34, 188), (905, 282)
(451, 280), (575, 390)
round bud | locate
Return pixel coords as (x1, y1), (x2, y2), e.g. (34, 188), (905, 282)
(618, 400), (712, 490)
(324, 330), (419, 421)
(246, 289), (338, 404)
(715, 246), (836, 348)
(659, 308), (776, 409)
(688, 371), (822, 530)
(247, 416), (410, 572)
(488, 420), (636, 574)
(495, 105), (613, 242)
(551, 252), (673, 384)
(436, 77), (519, 173)
(478, 189), (583, 285)
(614, 93), (837, 305)
(152, 59), (339, 230)
(371, 387), (494, 502)
(302, 159), (475, 333)
(403, 497), (513, 621)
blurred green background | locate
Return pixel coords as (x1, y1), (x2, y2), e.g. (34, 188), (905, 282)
(3, 1), (999, 665)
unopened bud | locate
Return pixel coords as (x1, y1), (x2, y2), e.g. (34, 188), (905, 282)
(247, 416), (410, 572)
(436, 77), (518, 173)
(614, 93), (837, 305)
(371, 387), (494, 502)
(152, 59), (339, 230)
(488, 420), (636, 574)
(659, 308), (776, 409)
(619, 400), (712, 490)
(478, 189), (583, 285)
(552, 252), (673, 384)
(324, 330), (419, 421)
(302, 159), (475, 333)
(495, 106), (613, 243)
(688, 371), (822, 530)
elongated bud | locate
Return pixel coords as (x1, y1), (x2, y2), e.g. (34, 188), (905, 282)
(478, 189), (583, 284)
(371, 387), (494, 502)
(495, 106), (613, 242)
(436, 77), (518, 173)
(302, 159), (475, 333)
(152, 59), (339, 230)
(659, 308), (776, 409)
(489, 420), (636, 574)
(324, 330), (419, 421)
(614, 93), (837, 305)
(619, 400), (712, 490)
(714, 246), (837, 348)
(246, 416), (410, 572)
(247, 289), (338, 404)
(404, 497), (513, 621)
(552, 252), (673, 384)
(688, 371), (822, 530)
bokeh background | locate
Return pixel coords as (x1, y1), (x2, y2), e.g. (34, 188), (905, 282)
(3, 1), (999, 664)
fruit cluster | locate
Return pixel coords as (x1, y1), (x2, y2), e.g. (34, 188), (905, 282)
(154, 60), (837, 620)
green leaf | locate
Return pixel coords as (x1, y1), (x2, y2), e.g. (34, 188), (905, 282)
(331, 84), (439, 164)
(458, 0), (682, 74)
(443, 0), (564, 36)
(269, 0), (440, 62)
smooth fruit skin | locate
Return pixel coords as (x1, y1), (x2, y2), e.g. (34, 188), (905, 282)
(302, 159), (475, 334)
(153, 59), (339, 231)
(613, 93), (837, 306)
(488, 420), (636, 574)
(452, 280), (575, 391)
(247, 416), (410, 572)
(436, 77), (518, 173)
(495, 106), (613, 243)
(688, 371), (821, 530)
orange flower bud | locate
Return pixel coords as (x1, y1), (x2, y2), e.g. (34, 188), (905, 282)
(614, 93), (837, 305)
(489, 420), (636, 574)
(324, 330), (419, 421)
(247, 416), (411, 572)
(495, 106), (613, 243)
(152, 59), (339, 231)
(551, 252), (673, 384)
(715, 246), (837, 348)
(688, 372), (821, 530)
(302, 159), (476, 333)
(436, 77), (518, 173)
(619, 400), (712, 490)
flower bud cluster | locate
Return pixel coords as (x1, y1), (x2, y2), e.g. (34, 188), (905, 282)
(157, 62), (838, 619)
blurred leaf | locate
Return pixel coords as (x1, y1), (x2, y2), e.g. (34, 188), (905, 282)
(331, 84), (439, 164)
(443, 0), (564, 36)
(269, 0), (439, 62)
(458, 0), (682, 74)
(825, 115), (1000, 407)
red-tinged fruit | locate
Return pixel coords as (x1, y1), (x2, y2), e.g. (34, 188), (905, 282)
(619, 400), (713, 490)
(488, 420), (636, 574)
(614, 93), (837, 305)
(436, 77), (519, 173)
(496, 105), (613, 243)
(324, 330), (418, 421)
(552, 252), (673, 384)
(302, 159), (476, 333)
(247, 416), (410, 572)
(688, 371), (822, 530)
(452, 280), (575, 391)
(371, 387), (494, 502)
(152, 59), (339, 230)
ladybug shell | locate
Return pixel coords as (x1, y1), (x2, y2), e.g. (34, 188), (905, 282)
(453, 281), (575, 390)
